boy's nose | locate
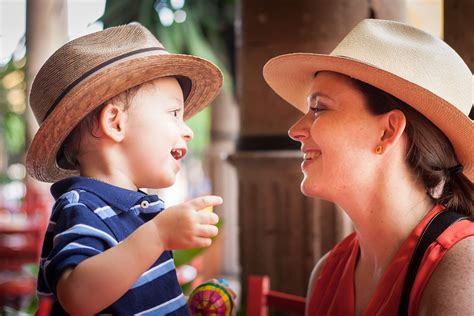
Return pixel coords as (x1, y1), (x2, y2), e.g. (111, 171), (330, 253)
(288, 114), (311, 142)
(182, 122), (194, 141)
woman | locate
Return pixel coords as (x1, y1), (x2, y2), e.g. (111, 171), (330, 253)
(263, 19), (473, 315)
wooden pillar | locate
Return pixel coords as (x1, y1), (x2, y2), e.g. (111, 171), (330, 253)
(444, 0), (474, 72)
(201, 91), (240, 283)
(26, 0), (68, 141)
(234, 0), (406, 297)
(25, 0), (68, 195)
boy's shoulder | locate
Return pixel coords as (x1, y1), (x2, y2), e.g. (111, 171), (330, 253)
(49, 178), (129, 234)
(51, 186), (111, 220)
(51, 176), (162, 218)
(51, 177), (116, 215)
(54, 187), (105, 207)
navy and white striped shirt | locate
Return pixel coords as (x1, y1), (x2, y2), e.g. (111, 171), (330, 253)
(37, 176), (189, 315)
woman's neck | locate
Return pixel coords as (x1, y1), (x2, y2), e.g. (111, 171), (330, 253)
(356, 197), (432, 275)
(339, 173), (434, 276)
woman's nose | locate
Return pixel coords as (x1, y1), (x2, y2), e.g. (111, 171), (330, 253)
(288, 115), (310, 141)
(182, 122), (194, 141)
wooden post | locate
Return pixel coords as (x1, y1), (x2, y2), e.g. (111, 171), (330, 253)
(234, 0), (406, 297)
(444, 0), (474, 72)
(25, 0), (68, 207)
(26, 0), (68, 142)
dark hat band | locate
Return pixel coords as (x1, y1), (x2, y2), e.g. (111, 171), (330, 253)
(44, 47), (166, 120)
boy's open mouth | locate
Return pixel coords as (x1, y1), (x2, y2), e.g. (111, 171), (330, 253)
(171, 148), (186, 160)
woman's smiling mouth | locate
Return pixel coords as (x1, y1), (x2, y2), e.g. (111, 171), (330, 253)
(303, 150), (321, 160)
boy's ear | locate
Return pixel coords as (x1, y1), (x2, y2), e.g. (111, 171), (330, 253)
(379, 109), (406, 152)
(99, 103), (127, 142)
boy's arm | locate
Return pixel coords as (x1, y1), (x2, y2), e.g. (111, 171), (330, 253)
(56, 196), (221, 314)
(57, 221), (163, 314)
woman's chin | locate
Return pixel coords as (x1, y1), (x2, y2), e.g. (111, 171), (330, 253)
(300, 179), (333, 200)
(300, 182), (320, 197)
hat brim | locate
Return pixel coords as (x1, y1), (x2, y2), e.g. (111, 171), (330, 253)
(263, 53), (474, 182)
(27, 51), (223, 183)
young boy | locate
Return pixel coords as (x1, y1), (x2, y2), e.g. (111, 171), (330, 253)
(27, 24), (223, 315)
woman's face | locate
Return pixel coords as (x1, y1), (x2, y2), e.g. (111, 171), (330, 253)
(288, 72), (383, 201)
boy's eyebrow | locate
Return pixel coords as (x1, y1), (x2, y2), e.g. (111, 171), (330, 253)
(158, 94), (183, 105)
(172, 96), (184, 105)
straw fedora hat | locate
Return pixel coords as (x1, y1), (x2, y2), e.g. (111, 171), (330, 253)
(263, 19), (474, 182)
(27, 23), (223, 183)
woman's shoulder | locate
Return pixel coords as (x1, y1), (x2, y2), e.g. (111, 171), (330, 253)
(306, 233), (357, 304)
(306, 251), (330, 315)
(310, 232), (357, 279)
(418, 223), (474, 315)
(327, 232), (358, 260)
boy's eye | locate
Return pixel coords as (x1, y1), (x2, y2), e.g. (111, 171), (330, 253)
(170, 109), (180, 117)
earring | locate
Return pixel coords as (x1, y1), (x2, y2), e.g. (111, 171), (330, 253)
(375, 145), (383, 154)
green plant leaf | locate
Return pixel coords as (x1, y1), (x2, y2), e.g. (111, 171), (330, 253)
(138, 0), (155, 30)
(174, 247), (204, 267)
(4, 112), (26, 155)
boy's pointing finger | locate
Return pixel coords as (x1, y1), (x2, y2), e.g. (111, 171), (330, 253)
(188, 195), (223, 210)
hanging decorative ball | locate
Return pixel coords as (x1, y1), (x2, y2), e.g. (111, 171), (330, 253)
(188, 279), (235, 316)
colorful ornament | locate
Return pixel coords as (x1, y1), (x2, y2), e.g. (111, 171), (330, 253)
(188, 279), (234, 316)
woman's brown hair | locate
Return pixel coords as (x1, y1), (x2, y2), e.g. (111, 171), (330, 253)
(351, 78), (473, 216)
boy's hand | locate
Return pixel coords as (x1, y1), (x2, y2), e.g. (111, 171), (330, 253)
(153, 195), (222, 250)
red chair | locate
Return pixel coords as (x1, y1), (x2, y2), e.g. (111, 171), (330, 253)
(0, 223), (40, 308)
(246, 275), (306, 316)
(36, 296), (53, 316)
(0, 183), (51, 309)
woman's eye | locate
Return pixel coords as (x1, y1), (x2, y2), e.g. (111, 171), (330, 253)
(171, 110), (179, 117)
(310, 106), (325, 116)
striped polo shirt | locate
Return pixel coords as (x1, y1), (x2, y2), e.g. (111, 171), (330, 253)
(37, 176), (189, 315)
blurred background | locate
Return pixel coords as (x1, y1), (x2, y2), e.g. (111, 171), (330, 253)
(0, 0), (473, 314)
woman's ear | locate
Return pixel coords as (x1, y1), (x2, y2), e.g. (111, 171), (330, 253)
(379, 109), (406, 152)
(99, 103), (127, 142)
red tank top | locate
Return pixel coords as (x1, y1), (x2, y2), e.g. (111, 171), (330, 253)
(308, 205), (474, 315)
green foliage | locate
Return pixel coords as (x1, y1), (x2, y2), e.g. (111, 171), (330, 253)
(23, 263), (39, 277)
(100, 0), (234, 91)
(0, 57), (27, 167)
(4, 112), (26, 155)
(186, 107), (210, 156)
(174, 246), (205, 268)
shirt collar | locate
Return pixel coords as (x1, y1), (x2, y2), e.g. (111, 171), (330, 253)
(51, 176), (165, 213)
